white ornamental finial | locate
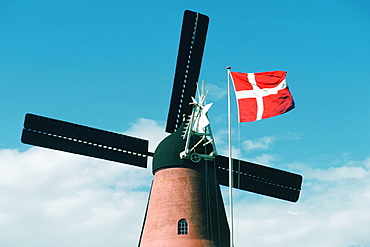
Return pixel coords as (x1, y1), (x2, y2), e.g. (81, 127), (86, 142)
(179, 80), (217, 163)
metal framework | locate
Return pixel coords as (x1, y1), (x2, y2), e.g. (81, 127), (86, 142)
(180, 81), (217, 163)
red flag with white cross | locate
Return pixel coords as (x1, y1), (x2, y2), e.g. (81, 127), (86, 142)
(230, 70), (295, 122)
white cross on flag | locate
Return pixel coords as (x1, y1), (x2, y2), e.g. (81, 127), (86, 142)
(230, 70), (295, 122)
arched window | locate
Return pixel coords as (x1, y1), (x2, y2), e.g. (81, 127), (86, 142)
(178, 219), (188, 235)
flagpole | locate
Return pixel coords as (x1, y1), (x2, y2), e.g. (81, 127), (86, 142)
(226, 66), (234, 247)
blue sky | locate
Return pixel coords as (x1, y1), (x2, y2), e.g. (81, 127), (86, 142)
(1, 1), (370, 246)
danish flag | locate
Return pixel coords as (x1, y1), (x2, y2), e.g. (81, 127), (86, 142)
(230, 70), (295, 122)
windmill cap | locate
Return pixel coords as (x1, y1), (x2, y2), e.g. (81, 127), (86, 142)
(152, 122), (213, 174)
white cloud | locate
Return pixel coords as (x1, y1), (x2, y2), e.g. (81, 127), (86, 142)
(2, 117), (370, 246)
(207, 83), (227, 101)
(305, 165), (367, 182)
(247, 153), (278, 166)
(230, 157), (370, 247)
(0, 147), (152, 247)
(281, 132), (303, 140)
(242, 136), (277, 151)
(123, 118), (168, 152)
(0, 118), (166, 247)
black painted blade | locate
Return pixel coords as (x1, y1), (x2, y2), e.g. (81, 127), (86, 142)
(21, 113), (152, 168)
(215, 155), (302, 202)
(165, 10), (209, 133)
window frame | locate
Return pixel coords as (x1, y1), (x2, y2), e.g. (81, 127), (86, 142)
(178, 219), (188, 235)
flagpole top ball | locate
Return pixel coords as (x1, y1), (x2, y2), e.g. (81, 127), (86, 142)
(226, 66), (231, 70)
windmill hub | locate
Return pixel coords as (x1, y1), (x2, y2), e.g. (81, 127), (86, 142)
(190, 152), (201, 163)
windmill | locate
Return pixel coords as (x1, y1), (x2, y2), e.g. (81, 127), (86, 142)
(21, 10), (302, 247)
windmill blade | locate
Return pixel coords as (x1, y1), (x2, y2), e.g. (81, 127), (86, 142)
(165, 10), (209, 133)
(215, 155), (302, 202)
(21, 113), (152, 168)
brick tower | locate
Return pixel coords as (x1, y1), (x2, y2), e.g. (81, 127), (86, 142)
(139, 123), (230, 247)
